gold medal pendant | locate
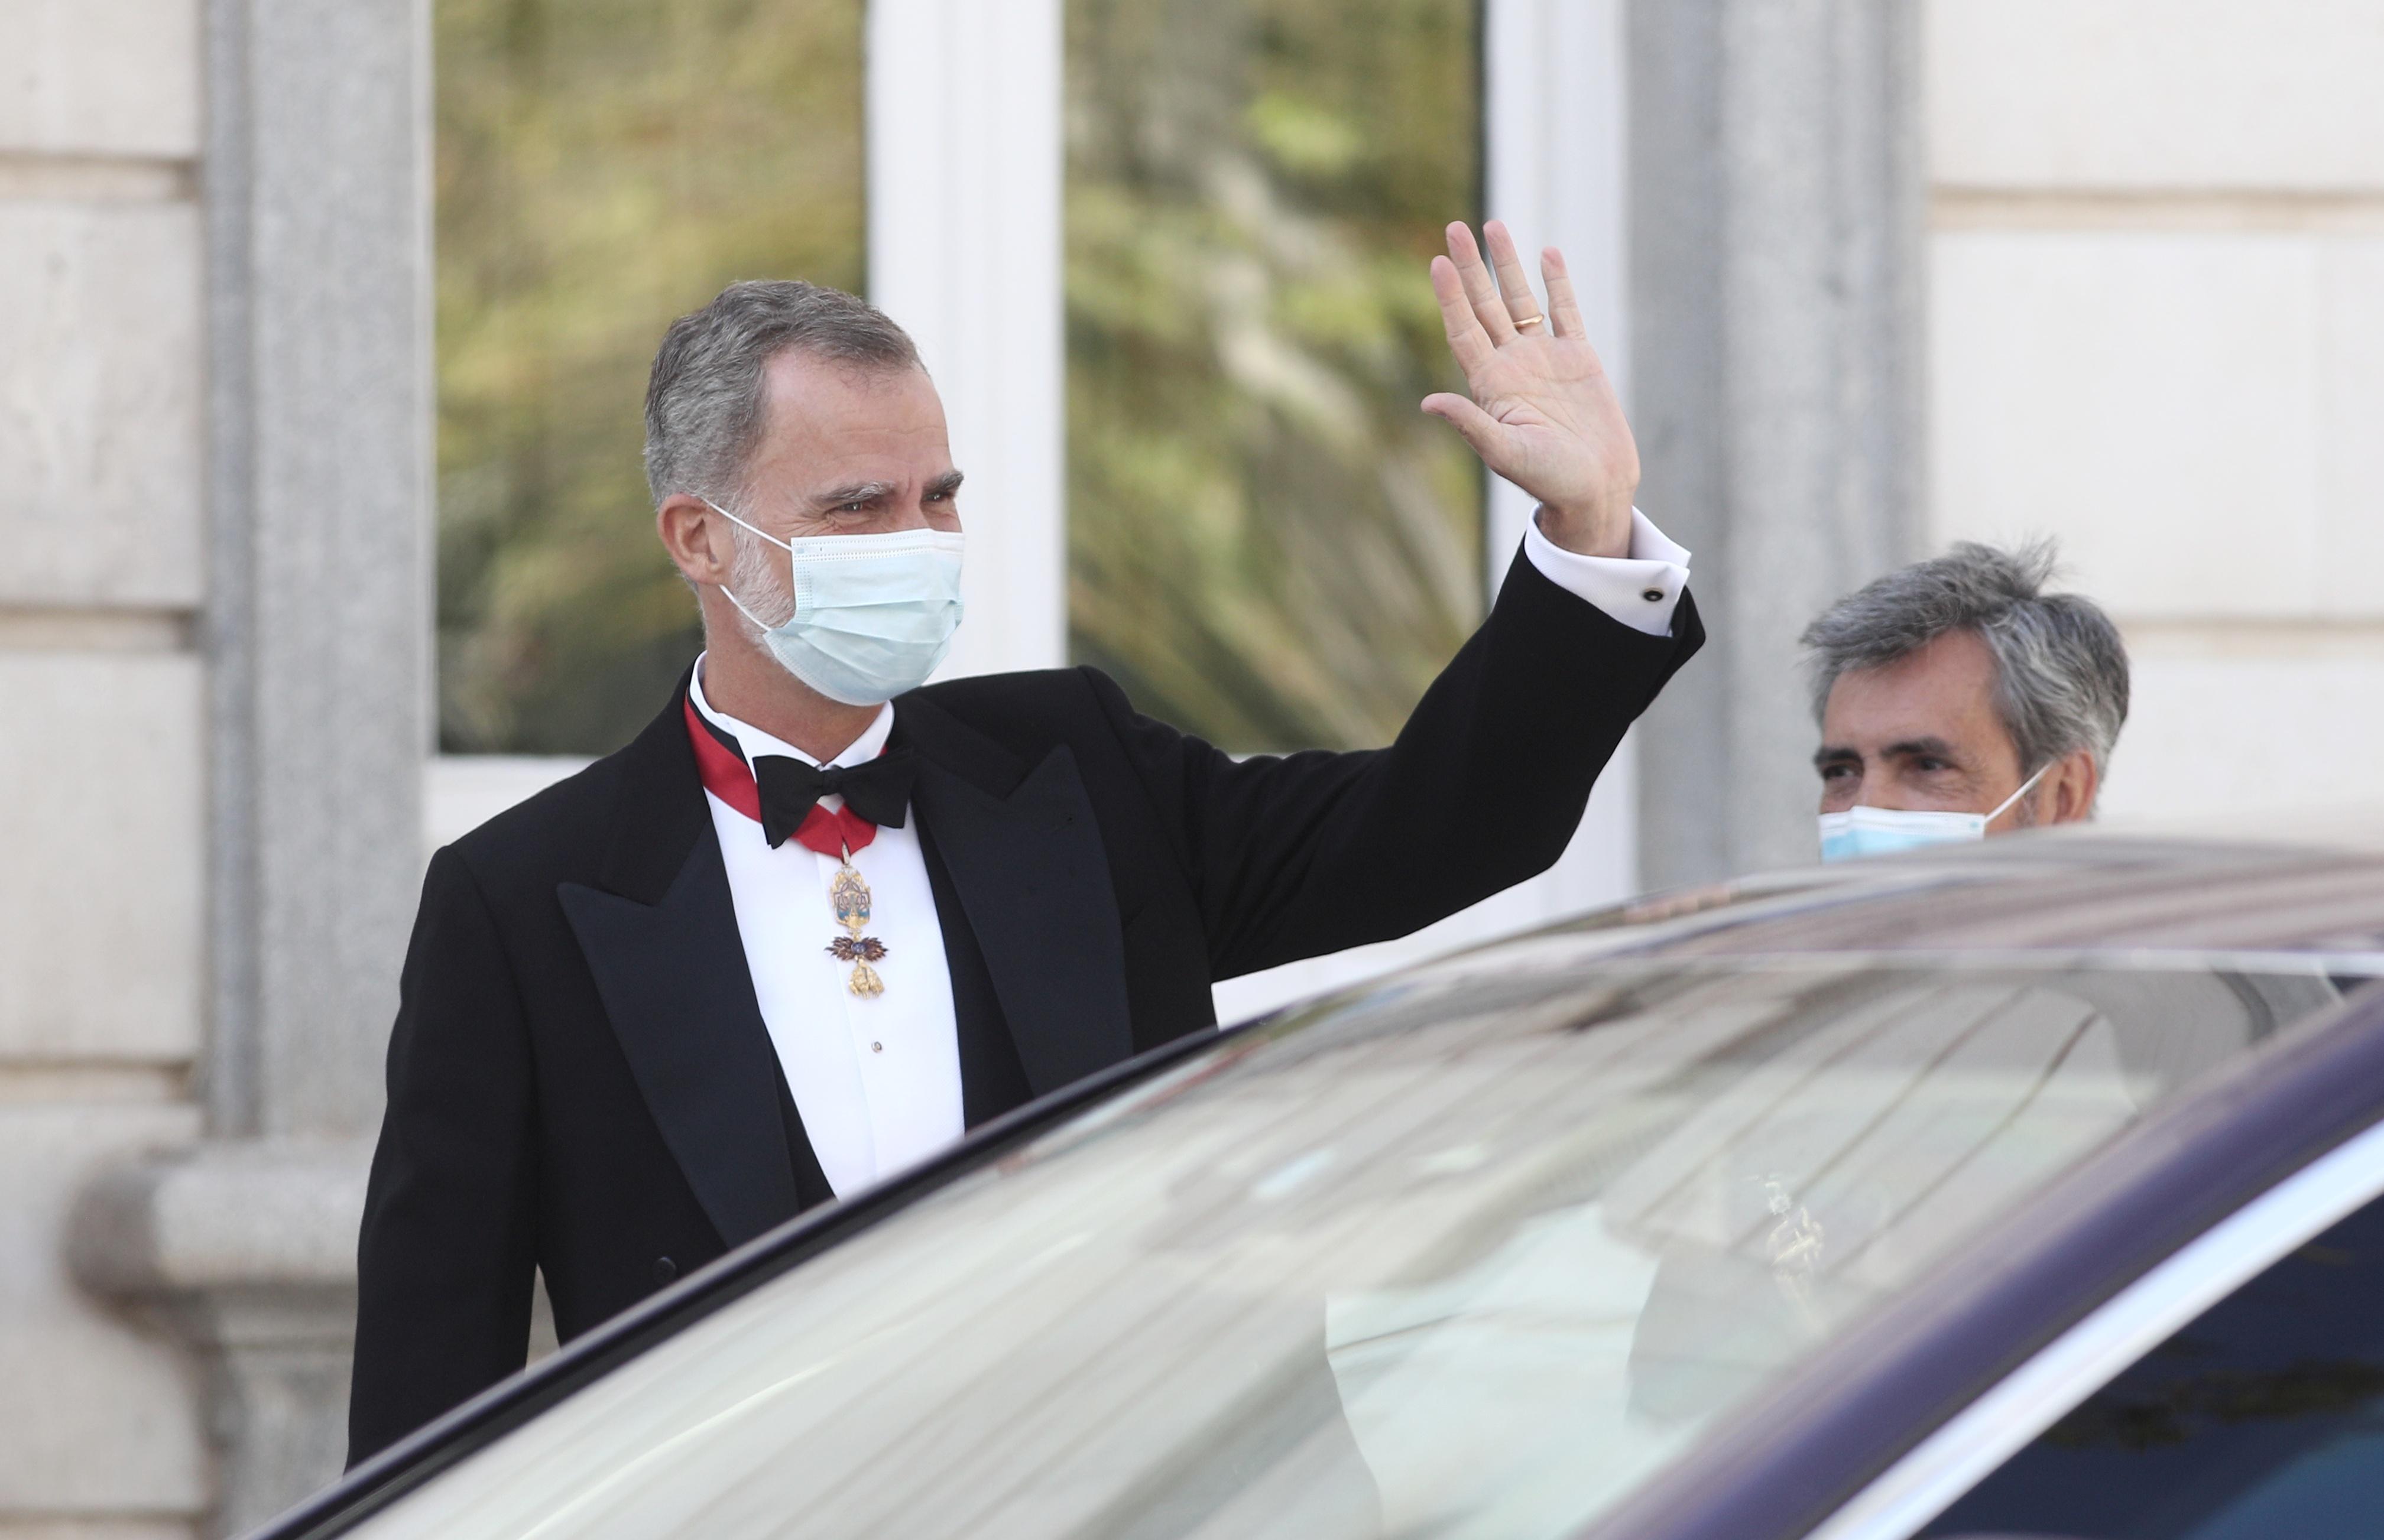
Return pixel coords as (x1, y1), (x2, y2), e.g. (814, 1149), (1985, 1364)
(825, 861), (889, 996)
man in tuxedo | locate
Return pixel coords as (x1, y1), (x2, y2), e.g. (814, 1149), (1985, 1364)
(349, 222), (1704, 1461)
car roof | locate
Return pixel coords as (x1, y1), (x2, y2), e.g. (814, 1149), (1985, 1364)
(1571, 829), (2384, 964)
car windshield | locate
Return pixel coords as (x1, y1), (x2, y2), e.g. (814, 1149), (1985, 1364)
(349, 949), (2361, 1540)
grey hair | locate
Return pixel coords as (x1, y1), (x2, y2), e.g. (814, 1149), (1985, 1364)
(1801, 540), (2130, 778)
(643, 278), (920, 507)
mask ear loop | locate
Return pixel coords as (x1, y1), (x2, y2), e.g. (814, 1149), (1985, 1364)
(1985, 761), (2054, 826)
(701, 496), (795, 631)
(719, 583), (777, 633)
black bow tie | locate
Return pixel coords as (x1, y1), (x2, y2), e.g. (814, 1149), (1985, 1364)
(750, 748), (917, 849)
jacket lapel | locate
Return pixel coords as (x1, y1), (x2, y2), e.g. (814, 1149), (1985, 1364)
(897, 694), (1134, 1097)
(557, 680), (800, 1250)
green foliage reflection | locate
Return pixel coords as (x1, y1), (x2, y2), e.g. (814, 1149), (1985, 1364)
(435, 0), (865, 752)
(1066, 0), (1485, 750)
(437, 0), (1478, 756)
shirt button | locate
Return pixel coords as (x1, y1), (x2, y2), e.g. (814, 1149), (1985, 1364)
(871, 1041), (884, 1054)
(1642, 587), (1665, 603)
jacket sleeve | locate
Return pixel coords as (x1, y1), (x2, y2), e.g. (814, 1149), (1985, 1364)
(348, 845), (540, 1466)
(1088, 547), (1704, 981)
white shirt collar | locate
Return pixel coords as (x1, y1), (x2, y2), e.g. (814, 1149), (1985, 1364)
(687, 651), (895, 770)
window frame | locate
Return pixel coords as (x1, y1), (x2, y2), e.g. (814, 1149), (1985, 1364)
(1809, 1113), (2384, 1540)
(1572, 978), (2384, 1540)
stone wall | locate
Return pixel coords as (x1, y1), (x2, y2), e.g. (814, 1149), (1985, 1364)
(1629, 0), (1927, 885)
(2, 1), (430, 1535)
(0, 1), (212, 1535)
(1925, 0), (2384, 824)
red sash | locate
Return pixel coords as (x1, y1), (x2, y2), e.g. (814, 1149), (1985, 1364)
(683, 696), (878, 857)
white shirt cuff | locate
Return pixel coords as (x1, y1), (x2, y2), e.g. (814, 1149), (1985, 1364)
(1521, 508), (1693, 637)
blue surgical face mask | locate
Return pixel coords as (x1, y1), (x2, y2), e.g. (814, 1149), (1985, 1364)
(706, 500), (966, 706)
(1818, 763), (2051, 863)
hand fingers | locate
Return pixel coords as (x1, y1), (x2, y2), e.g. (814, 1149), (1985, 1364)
(1540, 245), (1590, 342)
(1483, 220), (1548, 333)
(1429, 256), (1497, 376)
(1444, 222), (1516, 346)
(1421, 391), (1510, 462)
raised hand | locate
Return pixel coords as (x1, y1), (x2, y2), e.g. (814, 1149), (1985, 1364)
(1421, 220), (1639, 559)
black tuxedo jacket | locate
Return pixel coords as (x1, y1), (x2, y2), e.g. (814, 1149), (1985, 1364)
(349, 551), (1701, 1461)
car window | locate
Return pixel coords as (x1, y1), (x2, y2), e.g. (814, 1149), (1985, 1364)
(345, 954), (2351, 1540)
(1921, 1187), (2384, 1540)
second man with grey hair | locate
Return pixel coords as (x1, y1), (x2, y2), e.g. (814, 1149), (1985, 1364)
(1802, 540), (2130, 862)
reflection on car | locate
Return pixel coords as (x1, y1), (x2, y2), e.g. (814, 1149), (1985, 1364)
(265, 829), (2384, 1540)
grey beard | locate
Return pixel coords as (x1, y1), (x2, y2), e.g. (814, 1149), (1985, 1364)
(725, 522), (797, 633)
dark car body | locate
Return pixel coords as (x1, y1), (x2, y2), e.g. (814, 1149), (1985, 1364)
(262, 827), (2384, 1540)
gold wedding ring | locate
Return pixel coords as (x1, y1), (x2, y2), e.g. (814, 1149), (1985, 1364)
(1514, 314), (1546, 330)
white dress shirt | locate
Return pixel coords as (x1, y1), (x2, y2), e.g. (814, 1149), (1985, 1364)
(689, 664), (963, 1197)
(690, 513), (1691, 1197)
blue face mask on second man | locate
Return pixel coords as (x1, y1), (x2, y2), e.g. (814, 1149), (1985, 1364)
(1817, 762), (2050, 863)
(706, 499), (966, 706)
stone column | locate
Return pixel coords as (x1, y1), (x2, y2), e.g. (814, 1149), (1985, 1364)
(74, 0), (433, 1534)
(1627, 0), (1925, 885)
(69, 1143), (377, 1535)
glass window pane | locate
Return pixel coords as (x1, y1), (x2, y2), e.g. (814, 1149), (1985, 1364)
(435, 0), (865, 753)
(1924, 1187), (2384, 1540)
(1065, 0), (1485, 752)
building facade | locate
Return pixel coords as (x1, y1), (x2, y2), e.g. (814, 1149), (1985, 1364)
(2, 2), (2375, 1534)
